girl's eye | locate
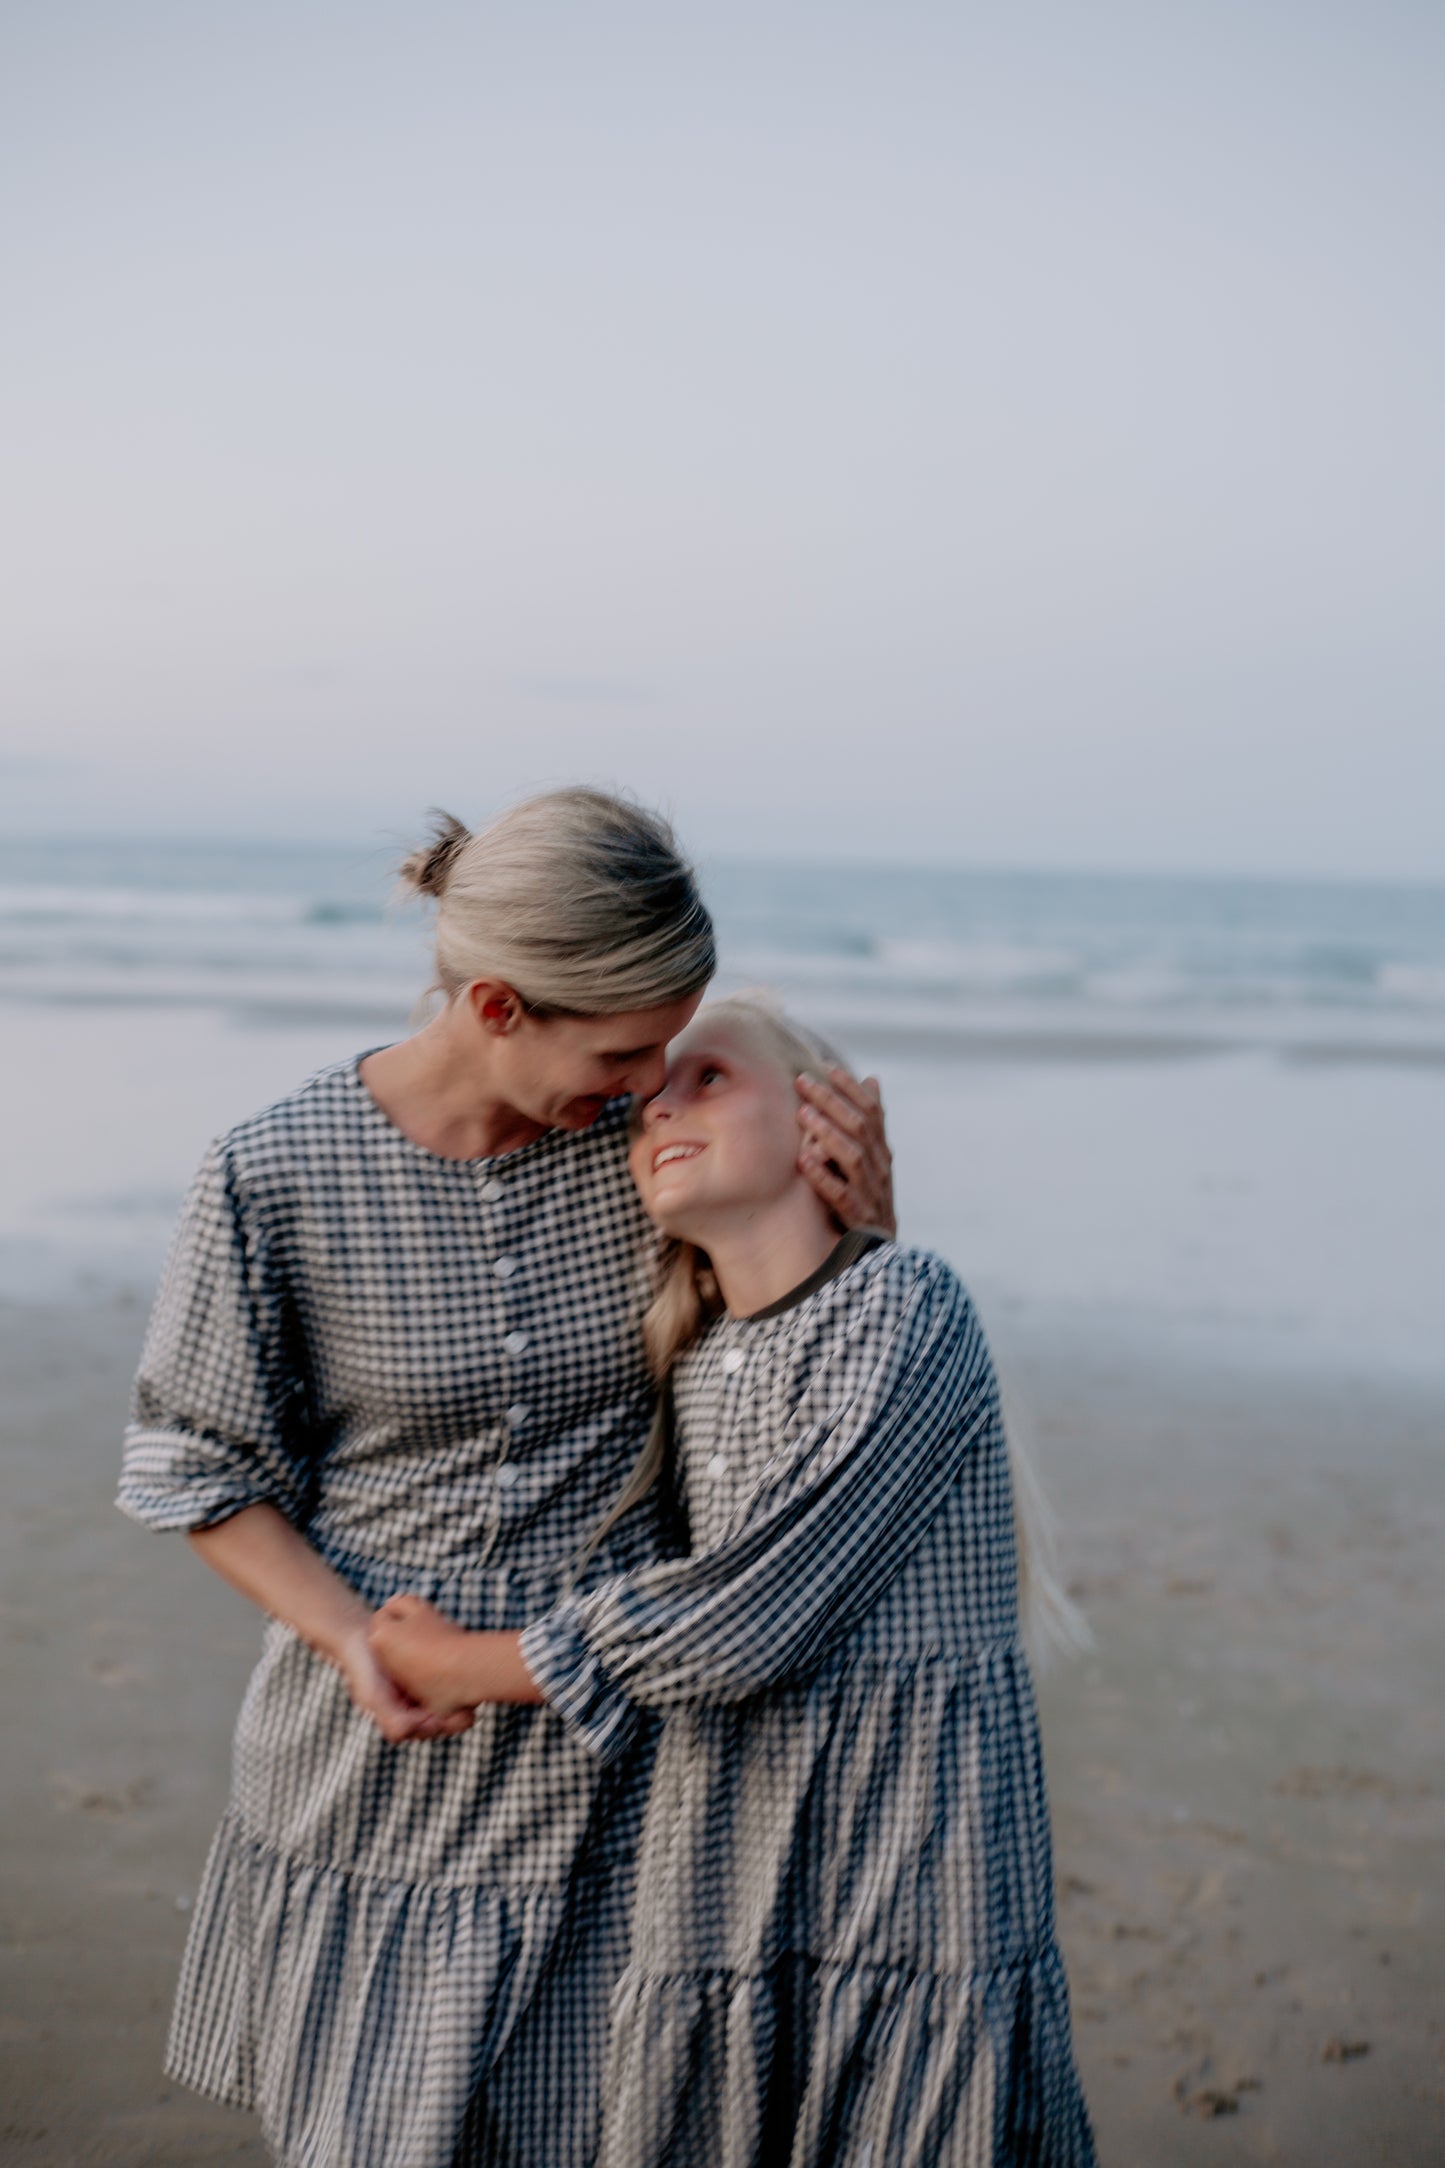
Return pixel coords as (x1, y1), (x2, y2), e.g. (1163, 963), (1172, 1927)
(699, 1065), (723, 1086)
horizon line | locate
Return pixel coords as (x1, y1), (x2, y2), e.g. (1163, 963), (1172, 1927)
(0, 827), (1443, 899)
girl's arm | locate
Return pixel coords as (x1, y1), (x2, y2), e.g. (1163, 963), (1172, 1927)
(191, 1504), (471, 1742)
(370, 1599), (542, 1713)
(376, 1258), (997, 1756)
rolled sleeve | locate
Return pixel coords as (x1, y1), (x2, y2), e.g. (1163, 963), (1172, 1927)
(118, 1143), (314, 1533)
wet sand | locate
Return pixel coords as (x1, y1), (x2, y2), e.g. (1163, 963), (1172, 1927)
(1, 1295), (1442, 2167)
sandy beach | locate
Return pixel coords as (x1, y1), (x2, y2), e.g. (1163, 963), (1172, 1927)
(3, 1286), (1442, 2167)
(1, 878), (1443, 2166)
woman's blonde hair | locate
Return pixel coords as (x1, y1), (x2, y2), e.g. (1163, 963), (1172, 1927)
(587, 989), (1090, 1667)
(397, 788), (715, 1014)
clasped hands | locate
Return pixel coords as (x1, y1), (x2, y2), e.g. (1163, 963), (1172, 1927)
(331, 1612), (474, 1744)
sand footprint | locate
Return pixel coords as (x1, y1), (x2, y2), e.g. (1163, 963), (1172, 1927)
(48, 1772), (156, 1816)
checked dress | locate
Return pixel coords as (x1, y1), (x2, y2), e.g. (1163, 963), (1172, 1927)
(117, 1056), (666, 2168)
(522, 1236), (1097, 2168)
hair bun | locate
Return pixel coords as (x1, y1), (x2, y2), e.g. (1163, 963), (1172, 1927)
(397, 810), (471, 901)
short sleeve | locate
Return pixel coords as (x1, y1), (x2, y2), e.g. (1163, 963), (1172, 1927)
(117, 1142), (316, 1532)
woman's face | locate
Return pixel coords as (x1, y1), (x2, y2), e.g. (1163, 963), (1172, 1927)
(628, 1016), (802, 1236)
(490, 992), (705, 1131)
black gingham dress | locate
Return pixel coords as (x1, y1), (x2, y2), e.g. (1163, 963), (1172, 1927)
(117, 1057), (665, 2168)
(522, 1240), (1097, 2167)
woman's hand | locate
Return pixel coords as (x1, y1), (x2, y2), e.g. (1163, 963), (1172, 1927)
(187, 1506), (472, 1745)
(332, 1620), (475, 1743)
(796, 1067), (896, 1238)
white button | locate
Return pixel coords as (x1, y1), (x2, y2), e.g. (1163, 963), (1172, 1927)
(496, 1463), (518, 1488)
(480, 1178), (504, 1203)
(503, 1330), (529, 1356)
(493, 1256), (518, 1279)
(721, 1349), (745, 1375)
(706, 1454), (729, 1479)
(507, 1403), (530, 1429)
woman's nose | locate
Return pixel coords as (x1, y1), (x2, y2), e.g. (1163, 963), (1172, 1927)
(630, 1049), (670, 1106)
(639, 1085), (674, 1128)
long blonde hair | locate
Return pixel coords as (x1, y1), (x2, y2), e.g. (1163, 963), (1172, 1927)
(587, 992), (1090, 1666)
(583, 996), (844, 1557)
(396, 787), (715, 1013)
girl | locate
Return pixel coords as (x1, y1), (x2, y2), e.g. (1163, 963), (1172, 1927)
(117, 798), (893, 2168)
(373, 994), (1096, 2167)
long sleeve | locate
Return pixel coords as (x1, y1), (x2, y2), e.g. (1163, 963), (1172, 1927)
(522, 1253), (997, 1763)
(118, 1141), (316, 1532)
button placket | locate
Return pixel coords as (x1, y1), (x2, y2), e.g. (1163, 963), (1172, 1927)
(706, 1340), (749, 1480)
(486, 1189), (519, 1480)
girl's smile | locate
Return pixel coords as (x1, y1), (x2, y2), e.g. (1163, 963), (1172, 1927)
(650, 1141), (706, 1170)
(629, 1019), (803, 1240)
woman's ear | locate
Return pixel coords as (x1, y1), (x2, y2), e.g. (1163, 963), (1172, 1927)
(467, 981), (525, 1036)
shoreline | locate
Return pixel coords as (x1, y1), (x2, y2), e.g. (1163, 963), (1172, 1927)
(2, 1294), (1441, 2164)
(3, 985), (1445, 1073)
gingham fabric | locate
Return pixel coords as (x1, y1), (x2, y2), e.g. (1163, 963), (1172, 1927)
(118, 1055), (666, 2168)
(523, 1241), (1097, 2168)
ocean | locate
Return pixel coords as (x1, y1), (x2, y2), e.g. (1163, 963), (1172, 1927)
(1, 835), (1441, 1385)
(2, 835), (1443, 1058)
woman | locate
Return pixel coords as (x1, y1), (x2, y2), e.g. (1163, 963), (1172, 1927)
(373, 995), (1095, 2167)
(117, 792), (893, 2168)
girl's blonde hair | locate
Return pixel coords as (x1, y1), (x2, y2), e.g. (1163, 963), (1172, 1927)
(590, 990), (1090, 1667)
(640, 993), (847, 1375)
(396, 788), (715, 1014)
(581, 996), (843, 1560)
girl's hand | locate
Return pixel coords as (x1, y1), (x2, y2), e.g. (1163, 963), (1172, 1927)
(187, 1506), (471, 1742)
(332, 1620), (474, 1743)
(370, 1593), (480, 1717)
(796, 1067), (896, 1238)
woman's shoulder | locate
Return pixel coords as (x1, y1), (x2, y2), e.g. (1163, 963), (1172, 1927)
(210, 1053), (374, 1180)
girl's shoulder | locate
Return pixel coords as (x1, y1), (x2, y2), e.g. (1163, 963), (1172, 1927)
(794, 1236), (973, 1331)
(675, 1240), (989, 1445)
(791, 1245), (982, 1388)
(683, 1240), (975, 1376)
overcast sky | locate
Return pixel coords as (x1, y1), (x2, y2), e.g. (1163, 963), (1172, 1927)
(3, 2), (1442, 879)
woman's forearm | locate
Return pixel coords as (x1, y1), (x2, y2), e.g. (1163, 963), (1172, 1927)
(188, 1502), (368, 1661)
(189, 1504), (471, 1744)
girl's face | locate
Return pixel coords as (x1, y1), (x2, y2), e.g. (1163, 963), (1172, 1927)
(628, 1016), (802, 1236)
